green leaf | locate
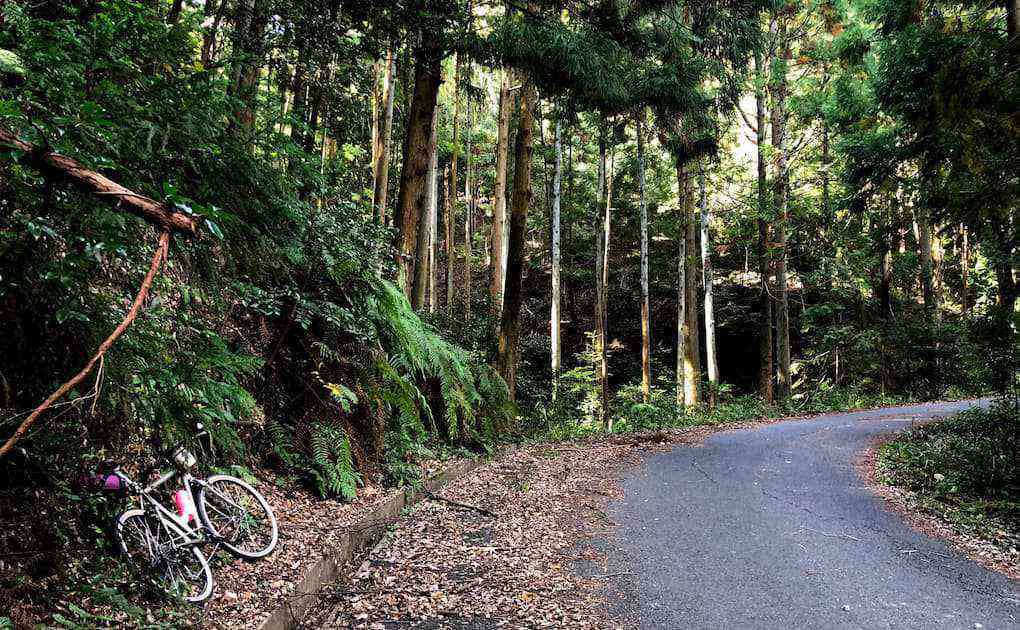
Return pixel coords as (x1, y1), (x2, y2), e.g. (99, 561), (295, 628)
(204, 219), (224, 240)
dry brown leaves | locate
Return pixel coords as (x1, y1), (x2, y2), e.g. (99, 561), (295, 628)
(197, 425), (721, 628)
(195, 459), (453, 628)
(858, 438), (1020, 582)
(299, 442), (654, 629)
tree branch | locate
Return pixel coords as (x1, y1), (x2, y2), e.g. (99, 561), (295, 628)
(0, 128), (199, 235)
(0, 231), (172, 458)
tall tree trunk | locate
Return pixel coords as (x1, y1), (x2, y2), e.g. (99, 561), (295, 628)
(699, 162), (718, 407)
(394, 44), (442, 298)
(495, 77), (536, 401)
(412, 106), (439, 310)
(771, 17), (793, 400)
(445, 163), (455, 315)
(821, 61), (831, 222)
(997, 263), (1017, 312)
(599, 142), (615, 431)
(878, 205), (894, 319)
(594, 130), (608, 423)
(676, 164), (688, 410)
(961, 224), (970, 314)
(682, 162), (701, 407)
(288, 47), (309, 171)
(371, 56), (381, 188)
(231, 0), (268, 146)
(201, 0), (228, 65)
(638, 118), (651, 404)
(429, 159), (442, 313)
(551, 118), (563, 402)
(303, 64), (328, 155)
(372, 48), (397, 225)
(916, 206), (937, 312)
(463, 90), (473, 321)
(491, 68), (512, 311)
(754, 51), (774, 405)
(447, 54), (462, 315)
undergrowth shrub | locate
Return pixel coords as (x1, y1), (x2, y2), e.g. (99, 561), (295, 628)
(260, 280), (512, 498)
(878, 403), (1020, 498)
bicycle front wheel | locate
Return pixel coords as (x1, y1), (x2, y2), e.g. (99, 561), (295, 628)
(197, 475), (278, 559)
(115, 509), (214, 603)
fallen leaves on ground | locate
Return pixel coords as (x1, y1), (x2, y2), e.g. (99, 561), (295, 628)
(196, 458), (456, 628)
(300, 441), (650, 629)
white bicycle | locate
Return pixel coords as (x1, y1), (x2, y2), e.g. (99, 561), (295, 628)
(106, 424), (278, 602)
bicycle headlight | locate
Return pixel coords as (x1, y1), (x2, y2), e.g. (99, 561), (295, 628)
(172, 446), (197, 470)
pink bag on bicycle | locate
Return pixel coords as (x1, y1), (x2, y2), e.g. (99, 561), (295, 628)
(80, 473), (122, 491)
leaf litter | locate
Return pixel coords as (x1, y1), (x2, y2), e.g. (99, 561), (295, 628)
(298, 427), (721, 629)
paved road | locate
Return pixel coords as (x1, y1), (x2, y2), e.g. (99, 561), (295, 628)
(606, 400), (1020, 629)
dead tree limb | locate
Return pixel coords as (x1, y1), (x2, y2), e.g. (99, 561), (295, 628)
(0, 230), (171, 458)
(425, 491), (500, 518)
(0, 128), (199, 234)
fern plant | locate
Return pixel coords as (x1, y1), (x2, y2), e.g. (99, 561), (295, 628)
(308, 422), (361, 500)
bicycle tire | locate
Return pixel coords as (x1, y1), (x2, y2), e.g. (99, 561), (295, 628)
(196, 474), (278, 559)
(115, 508), (214, 603)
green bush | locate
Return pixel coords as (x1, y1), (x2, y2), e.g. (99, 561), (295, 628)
(878, 403), (1020, 498)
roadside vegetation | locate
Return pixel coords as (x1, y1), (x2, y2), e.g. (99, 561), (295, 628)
(877, 400), (1020, 564)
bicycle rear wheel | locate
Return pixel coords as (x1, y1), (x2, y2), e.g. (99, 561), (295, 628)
(197, 475), (278, 559)
(115, 509), (214, 603)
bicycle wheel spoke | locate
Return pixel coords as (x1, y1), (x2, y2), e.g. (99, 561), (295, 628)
(118, 510), (211, 602)
(200, 476), (276, 558)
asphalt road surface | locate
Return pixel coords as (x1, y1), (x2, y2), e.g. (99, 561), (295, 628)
(606, 400), (1019, 629)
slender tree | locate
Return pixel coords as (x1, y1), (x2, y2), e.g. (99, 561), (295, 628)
(961, 224), (970, 314)
(446, 54), (462, 314)
(230, 0), (269, 145)
(412, 106), (439, 310)
(491, 68), (513, 311)
(699, 162), (718, 406)
(372, 48), (397, 224)
(878, 203), (895, 319)
(464, 84), (474, 321)
(771, 15), (792, 400)
(676, 173), (688, 410)
(394, 42), (442, 297)
(594, 130), (614, 430)
(551, 118), (563, 401)
(917, 205), (937, 312)
(443, 163), (454, 310)
(495, 77), (536, 401)
(637, 117), (651, 403)
(753, 50), (774, 404)
(677, 159), (701, 407)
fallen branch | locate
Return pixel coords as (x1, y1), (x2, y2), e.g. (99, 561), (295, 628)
(425, 491), (499, 518)
(0, 128), (198, 235)
(0, 230), (171, 458)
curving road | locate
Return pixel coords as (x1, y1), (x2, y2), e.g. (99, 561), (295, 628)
(605, 400), (1020, 629)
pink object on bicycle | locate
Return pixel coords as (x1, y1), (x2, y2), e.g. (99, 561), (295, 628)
(80, 473), (121, 491)
(174, 488), (197, 523)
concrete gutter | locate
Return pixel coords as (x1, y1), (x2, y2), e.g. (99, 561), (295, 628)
(257, 458), (482, 630)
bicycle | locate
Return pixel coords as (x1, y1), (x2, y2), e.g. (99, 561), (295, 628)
(105, 424), (278, 603)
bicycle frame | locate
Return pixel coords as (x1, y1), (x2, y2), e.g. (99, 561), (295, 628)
(115, 465), (243, 546)
(115, 467), (205, 541)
